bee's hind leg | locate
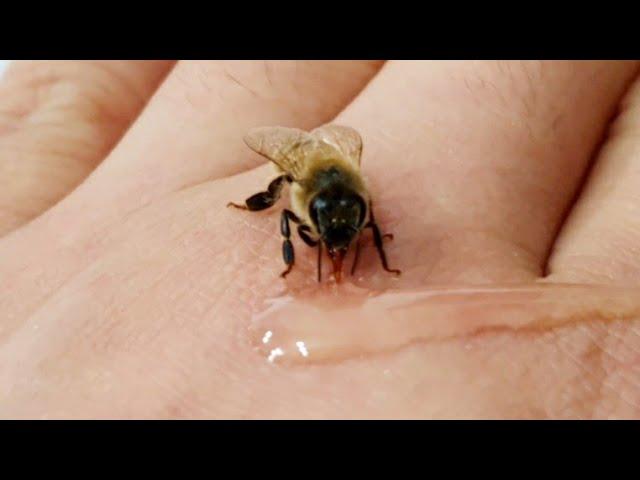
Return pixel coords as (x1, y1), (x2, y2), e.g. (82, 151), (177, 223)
(280, 209), (304, 278)
(227, 174), (291, 211)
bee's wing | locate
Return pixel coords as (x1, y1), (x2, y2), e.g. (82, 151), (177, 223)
(311, 124), (363, 167)
(243, 126), (320, 180)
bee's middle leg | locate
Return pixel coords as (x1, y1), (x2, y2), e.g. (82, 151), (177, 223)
(367, 202), (401, 276)
(351, 236), (362, 276)
(227, 174), (291, 211)
(297, 224), (322, 282)
(351, 233), (393, 276)
(367, 220), (401, 275)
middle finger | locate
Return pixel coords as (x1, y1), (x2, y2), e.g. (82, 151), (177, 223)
(335, 60), (639, 285)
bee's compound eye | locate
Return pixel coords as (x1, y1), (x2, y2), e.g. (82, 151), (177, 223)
(309, 195), (329, 230)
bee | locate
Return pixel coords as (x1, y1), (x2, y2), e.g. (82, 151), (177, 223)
(227, 124), (400, 283)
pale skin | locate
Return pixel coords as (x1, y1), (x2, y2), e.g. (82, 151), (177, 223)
(1, 60), (640, 418)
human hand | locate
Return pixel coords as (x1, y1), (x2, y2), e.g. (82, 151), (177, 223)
(1, 60), (639, 418)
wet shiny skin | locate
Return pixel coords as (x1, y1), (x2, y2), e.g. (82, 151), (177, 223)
(250, 283), (640, 365)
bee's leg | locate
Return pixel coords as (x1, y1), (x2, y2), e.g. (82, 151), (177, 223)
(297, 224), (321, 282)
(297, 225), (318, 247)
(350, 237), (362, 276)
(367, 203), (401, 276)
(351, 232), (393, 276)
(227, 174), (291, 211)
(317, 241), (322, 282)
(367, 221), (401, 275)
(362, 233), (393, 246)
(280, 209), (302, 278)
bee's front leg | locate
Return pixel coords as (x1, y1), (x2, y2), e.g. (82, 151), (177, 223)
(297, 225), (318, 247)
(227, 174), (291, 211)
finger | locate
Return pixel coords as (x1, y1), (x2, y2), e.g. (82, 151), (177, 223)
(0, 60), (383, 327)
(0, 60), (175, 235)
(547, 77), (640, 283)
(333, 61), (639, 285)
(65, 60), (383, 216)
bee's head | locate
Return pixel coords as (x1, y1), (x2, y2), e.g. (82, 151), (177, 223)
(310, 188), (367, 281)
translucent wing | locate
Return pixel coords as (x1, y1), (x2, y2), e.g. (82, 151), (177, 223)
(311, 124), (363, 167)
(243, 126), (317, 180)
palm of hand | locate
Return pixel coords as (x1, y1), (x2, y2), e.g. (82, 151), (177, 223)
(1, 60), (640, 418)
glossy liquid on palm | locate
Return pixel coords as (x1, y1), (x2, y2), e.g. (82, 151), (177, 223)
(249, 283), (640, 365)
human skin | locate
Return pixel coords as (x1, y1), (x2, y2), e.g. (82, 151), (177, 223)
(1, 60), (640, 418)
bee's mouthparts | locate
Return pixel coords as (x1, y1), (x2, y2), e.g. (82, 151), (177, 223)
(329, 249), (347, 283)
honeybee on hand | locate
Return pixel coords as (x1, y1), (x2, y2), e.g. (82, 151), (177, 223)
(228, 124), (400, 283)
